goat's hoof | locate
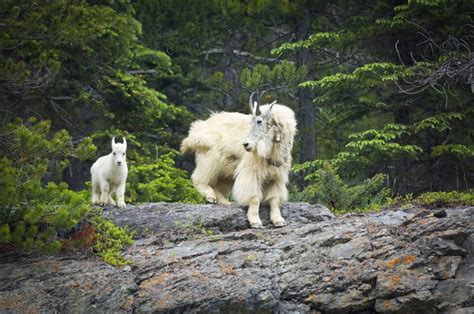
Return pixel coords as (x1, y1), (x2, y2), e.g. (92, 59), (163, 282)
(218, 200), (232, 206)
(250, 222), (263, 229)
(117, 202), (126, 208)
(205, 196), (217, 204)
(272, 220), (287, 227)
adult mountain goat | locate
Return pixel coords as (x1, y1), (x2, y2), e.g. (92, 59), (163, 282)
(91, 137), (128, 208)
(181, 100), (297, 228)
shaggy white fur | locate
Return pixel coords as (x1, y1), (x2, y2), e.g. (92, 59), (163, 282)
(91, 137), (128, 208)
(181, 102), (296, 228)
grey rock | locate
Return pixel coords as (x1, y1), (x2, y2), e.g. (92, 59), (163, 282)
(429, 255), (463, 279)
(0, 204), (473, 313)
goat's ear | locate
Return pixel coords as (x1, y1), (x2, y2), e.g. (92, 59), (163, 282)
(111, 137), (116, 149)
(123, 137), (127, 150)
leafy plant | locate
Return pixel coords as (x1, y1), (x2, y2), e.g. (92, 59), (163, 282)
(0, 119), (95, 252)
(290, 164), (390, 213)
(127, 151), (202, 204)
(414, 190), (474, 208)
(91, 216), (135, 267)
(0, 120), (134, 266)
(174, 218), (215, 237)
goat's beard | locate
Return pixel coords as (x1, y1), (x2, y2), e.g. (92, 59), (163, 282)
(255, 136), (273, 160)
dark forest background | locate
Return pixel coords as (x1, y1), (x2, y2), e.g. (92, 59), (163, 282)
(0, 0), (473, 257)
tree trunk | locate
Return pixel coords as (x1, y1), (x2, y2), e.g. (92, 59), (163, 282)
(295, 10), (317, 163)
(223, 34), (237, 111)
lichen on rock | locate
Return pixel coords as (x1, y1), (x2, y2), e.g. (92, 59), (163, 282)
(0, 203), (472, 313)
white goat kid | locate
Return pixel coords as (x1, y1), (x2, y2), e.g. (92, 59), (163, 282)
(91, 137), (128, 208)
(181, 99), (296, 228)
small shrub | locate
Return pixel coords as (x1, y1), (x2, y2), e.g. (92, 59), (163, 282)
(0, 119), (134, 266)
(91, 216), (135, 266)
(127, 151), (202, 204)
(414, 190), (474, 208)
(175, 218), (215, 236)
(290, 164), (390, 213)
(0, 119), (96, 252)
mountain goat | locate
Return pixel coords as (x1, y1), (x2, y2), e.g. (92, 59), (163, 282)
(91, 137), (128, 208)
(181, 100), (296, 228)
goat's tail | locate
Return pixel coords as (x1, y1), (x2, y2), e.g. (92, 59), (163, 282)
(180, 131), (213, 154)
(180, 136), (196, 154)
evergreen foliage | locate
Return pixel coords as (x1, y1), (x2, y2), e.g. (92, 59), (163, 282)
(127, 151), (202, 204)
(0, 1), (199, 262)
(284, 0), (473, 197)
(414, 190), (474, 208)
(91, 216), (134, 267)
(291, 164), (390, 213)
(1, 0), (473, 256)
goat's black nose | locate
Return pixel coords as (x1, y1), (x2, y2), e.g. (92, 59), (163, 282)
(117, 161), (122, 165)
(243, 142), (249, 148)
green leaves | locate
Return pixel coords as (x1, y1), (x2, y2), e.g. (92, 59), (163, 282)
(0, 120), (95, 252)
(291, 164), (390, 212)
(301, 63), (403, 90)
(127, 151), (202, 204)
(92, 216), (134, 267)
(413, 112), (464, 133)
(240, 61), (306, 91)
(431, 144), (474, 158)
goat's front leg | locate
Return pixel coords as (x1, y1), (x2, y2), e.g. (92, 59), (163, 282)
(269, 197), (286, 227)
(247, 197), (263, 228)
(116, 183), (126, 208)
(107, 184), (116, 205)
(99, 181), (110, 205)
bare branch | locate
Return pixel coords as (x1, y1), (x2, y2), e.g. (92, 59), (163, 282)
(396, 22), (474, 103)
(126, 69), (158, 75)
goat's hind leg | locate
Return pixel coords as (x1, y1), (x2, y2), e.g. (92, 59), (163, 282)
(214, 179), (233, 206)
(192, 152), (221, 204)
(91, 179), (101, 205)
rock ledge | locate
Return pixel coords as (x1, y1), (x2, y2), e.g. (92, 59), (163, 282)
(0, 203), (473, 313)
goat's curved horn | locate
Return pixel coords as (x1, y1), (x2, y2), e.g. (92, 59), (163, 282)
(249, 92), (256, 114)
(123, 137), (127, 150)
(268, 100), (277, 112)
(111, 137), (116, 148)
(254, 101), (261, 116)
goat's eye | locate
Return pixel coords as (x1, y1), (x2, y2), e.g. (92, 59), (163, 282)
(113, 152), (116, 156)
(257, 119), (263, 124)
(123, 153), (125, 156)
